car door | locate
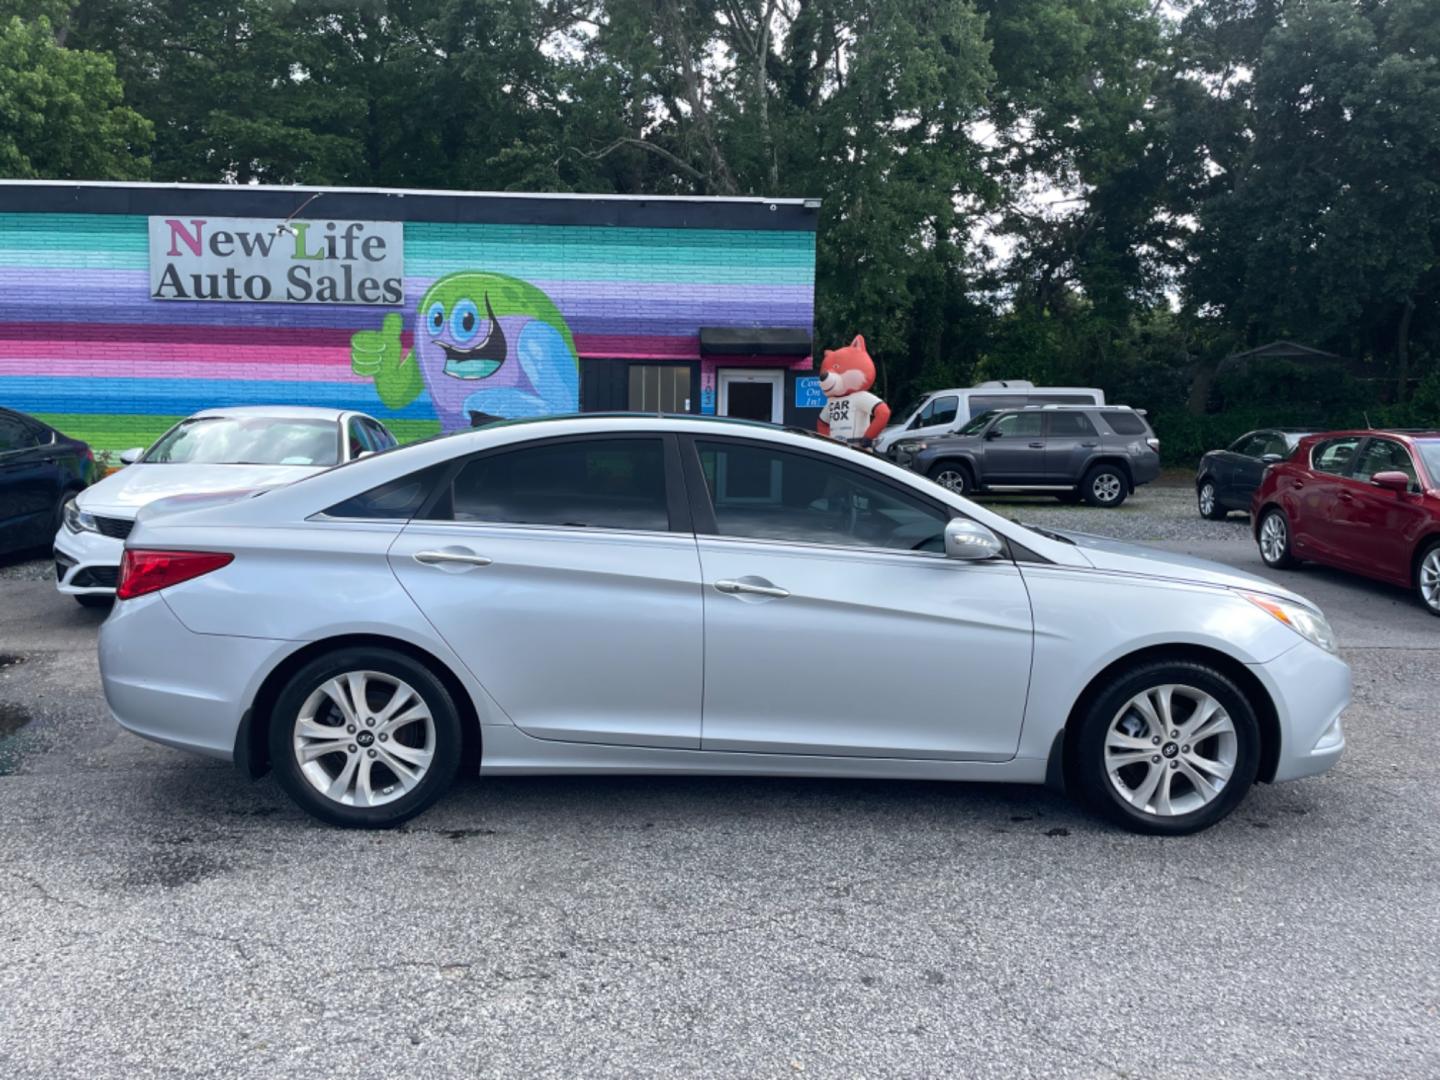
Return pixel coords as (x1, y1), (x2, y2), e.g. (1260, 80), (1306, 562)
(1043, 411), (1101, 483)
(1226, 431), (1279, 508)
(1289, 435), (1363, 563)
(1332, 437), (1427, 584)
(980, 411), (1046, 484)
(0, 411), (51, 551)
(684, 436), (1033, 761)
(906, 393), (961, 441)
(387, 434), (704, 749)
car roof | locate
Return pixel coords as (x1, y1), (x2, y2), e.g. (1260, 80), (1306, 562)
(187, 405), (354, 422)
(1299, 429), (1440, 442)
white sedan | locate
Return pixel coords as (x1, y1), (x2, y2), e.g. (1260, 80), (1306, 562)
(55, 405), (395, 605)
(98, 416), (1349, 834)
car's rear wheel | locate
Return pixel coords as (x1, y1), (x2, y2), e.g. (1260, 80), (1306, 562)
(1072, 660), (1260, 835)
(269, 647), (463, 828)
(1257, 508), (1298, 569)
(1197, 479), (1225, 520)
(1417, 541), (1440, 617)
(928, 461), (974, 496)
(1082, 464), (1128, 507)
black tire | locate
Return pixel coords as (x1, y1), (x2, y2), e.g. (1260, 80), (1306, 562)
(1081, 464), (1128, 508)
(928, 460), (974, 496)
(269, 647), (464, 828)
(1416, 539), (1440, 617)
(1256, 507), (1298, 569)
(1071, 659), (1261, 836)
(74, 594), (113, 609)
(1197, 478), (1226, 520)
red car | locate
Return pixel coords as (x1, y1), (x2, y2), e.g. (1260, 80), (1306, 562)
(1252, 429), (1440, 615)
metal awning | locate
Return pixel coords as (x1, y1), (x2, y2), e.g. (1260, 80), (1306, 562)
(699, 326), (812, 356)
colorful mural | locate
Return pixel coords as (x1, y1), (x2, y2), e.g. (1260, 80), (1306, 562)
(0, 204), (815, 451)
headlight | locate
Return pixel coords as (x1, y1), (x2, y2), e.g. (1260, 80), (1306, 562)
(1239, 590), (1338, 654)
(897, 441), (927, 453)
(63, 498), (99, 535)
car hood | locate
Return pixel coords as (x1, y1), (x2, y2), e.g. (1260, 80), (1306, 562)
(76, 462), (323, 515)
(1048, 528), (1314, 606)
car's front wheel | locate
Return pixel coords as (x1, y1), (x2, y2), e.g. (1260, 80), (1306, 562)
(928, 461), (974, 496)
(1081, 464), (1128, 507)
(1197, 478), (1225, 520)
(269, 647), (463, 828)
(1257, 507), (1298, 569)
(1417, 541), (1440, 617)
(1072, 660), (1260, 835)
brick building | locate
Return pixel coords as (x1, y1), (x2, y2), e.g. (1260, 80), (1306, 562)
(0, 181), (819, 451)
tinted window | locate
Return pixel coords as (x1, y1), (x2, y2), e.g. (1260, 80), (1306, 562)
(346, 418), (371, 458)
(1099, 411), (1148, 436)
(324, 464), (448, 520)
(1353, 439), (1418, 489)
(968, 394), (1025, 419)
(922, 395), (959, 427)
(0, 412), (39, 452)
(1047, 412), (1098, 437)
(1311, 437), (1361, 475)
(990, 412), (1044, 438)
(697, 440), (949, 552)
(431, 438), (669, 531)
(1031, 393), (1098, 406)
(362, 418), (397, 451)
(1231, 433), (1269, 457)
(1259, 432), (1292, 458)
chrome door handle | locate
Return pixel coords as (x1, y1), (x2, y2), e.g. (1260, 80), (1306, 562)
(714, 579), (790, 599)
(414, 550), (493, 567)
(1028, 441), (1045, 448)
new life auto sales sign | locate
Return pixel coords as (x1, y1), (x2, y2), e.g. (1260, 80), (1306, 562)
(148, 216), (404, 305)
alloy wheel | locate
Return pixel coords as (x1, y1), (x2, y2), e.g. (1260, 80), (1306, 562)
(1420, 547), (1440, 613)
(293, 670), (436, 808)
(934, 469), (967, 494)
(1105, 684), (1237, 817)
(1259, 513), (1288, 565)
(1198, 482), (1216, 517)
(1092, 472), (1123, 504)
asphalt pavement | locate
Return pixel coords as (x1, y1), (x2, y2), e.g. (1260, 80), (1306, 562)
(0, 482), (1437, 1078)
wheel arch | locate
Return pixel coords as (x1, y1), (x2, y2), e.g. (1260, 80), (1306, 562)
(926, 457), (976, 483)
(1411, 531), (1440, 584)
(1051, 643), (1282, 791)
(1085, 456), (1134, 489)
(235, 633), (482, 779)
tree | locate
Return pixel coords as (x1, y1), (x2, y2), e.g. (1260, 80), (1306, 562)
(0, 0), (151, 178)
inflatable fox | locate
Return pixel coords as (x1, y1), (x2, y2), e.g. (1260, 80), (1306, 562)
(816, 335), (891, 445)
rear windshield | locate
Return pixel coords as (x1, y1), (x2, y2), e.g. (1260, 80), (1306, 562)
(1099, 411), (1148, 436)
(1416, 440), (1440, 485)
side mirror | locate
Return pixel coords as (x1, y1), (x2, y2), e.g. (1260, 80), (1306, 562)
(1261, 453), (1284, 465)
(944, 519), (1004, 560)
(1372, 470), (1411, 493)
(984, 428), (1003, 440)
(118, 448), (144, 465)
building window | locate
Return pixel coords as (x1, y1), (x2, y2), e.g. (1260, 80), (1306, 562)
(629, 365), (691, 413)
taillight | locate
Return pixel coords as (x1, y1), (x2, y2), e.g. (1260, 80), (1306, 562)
(117, 550), (234, 600)
(1147, 437), (1161, 451)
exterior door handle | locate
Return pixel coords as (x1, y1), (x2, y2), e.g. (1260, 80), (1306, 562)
(414, 550), (493, 567)
(1337, 491), (1354, 501)
(1080, 442), (1098, 448)
(1028, 441), (1045, 448)
(715, 579), (790, 599)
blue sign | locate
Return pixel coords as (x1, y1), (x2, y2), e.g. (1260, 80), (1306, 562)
(794, 376), (827, 409)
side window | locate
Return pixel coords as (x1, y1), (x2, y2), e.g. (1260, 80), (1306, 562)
(1047, 412), (1097, 437)
(1311, 437), (1361, 475)
(1099, 411), (1148, 436)
(363, 419), (397, 450)
(346, 418), (372, 458)
(430, 437), (670, 532)
(968, 394), (1025, 419)
(1352, 439), (1418, 489)
(1031, 394), (1098, 406)
(323, 464), (449, 520)
(989, 412), (1044, 438)
(927, 395), (959, 428)
(1233, 433), (1268, 458)
(696, 440), (949, 553)
(1260, 432), (1292, 458)
(0, 413), (39, 452)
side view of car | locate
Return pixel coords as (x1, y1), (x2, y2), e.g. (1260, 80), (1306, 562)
(0, 407), (95, 559)
(1196, 428), (1312, 519)
(54, 405), (396, 606)
(1252, 429), (1440, 615)
(892, 405), (1160, 507)
(874, 381), (1106, 455)
(99, 415), (1348, 836)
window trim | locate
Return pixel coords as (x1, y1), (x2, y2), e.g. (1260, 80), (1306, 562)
(409, 431), (690, 536)
(1350, 436), (1420, 492)
(678, 432), (1013, 562)
(1309, 435), (1363, 478)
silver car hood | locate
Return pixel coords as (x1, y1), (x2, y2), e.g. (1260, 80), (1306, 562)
(1049, 529), (1314, 607)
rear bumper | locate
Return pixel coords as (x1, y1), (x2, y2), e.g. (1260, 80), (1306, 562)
(53, 526), (123, 595)
(1129, 455), (1162, 488)
(1250, 641), (1350, 783)
(99, 592), (294, 761)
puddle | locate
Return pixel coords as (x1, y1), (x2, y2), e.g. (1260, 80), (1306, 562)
(0, 702), (30, 738)
(0, 702), (36, 775)
(0, 654), (24, 669)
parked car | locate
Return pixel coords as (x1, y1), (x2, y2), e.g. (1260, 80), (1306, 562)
(99, 414), (1348, 835)
(893, 405), (1160, 507)
(1196, 428), (1312, 519)
(1252, 429), (1440, 615)
(0, 407), (95, 559)
(55, 406), (396, 606)
(874, 381), (1105, 456)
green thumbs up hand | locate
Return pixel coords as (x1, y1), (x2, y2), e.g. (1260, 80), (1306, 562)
(351, 313), (423, 410)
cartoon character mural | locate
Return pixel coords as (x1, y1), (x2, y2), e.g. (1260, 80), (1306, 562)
(816, 335), (890, 446)
(350, 271), (579, 429)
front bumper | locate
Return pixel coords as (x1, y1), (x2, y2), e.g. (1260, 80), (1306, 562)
(1251, 640), (1350, 783)
(53, 525), (124, 595)
(99, 592), (295, 760)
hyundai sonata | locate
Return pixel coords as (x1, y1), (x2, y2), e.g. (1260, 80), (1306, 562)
(99, 416), (1348, 834)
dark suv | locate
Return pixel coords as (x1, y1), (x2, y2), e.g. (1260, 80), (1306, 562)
(892, 405), (1161, 507)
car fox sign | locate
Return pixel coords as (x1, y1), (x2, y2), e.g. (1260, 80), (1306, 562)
(148, 216), (404, 305)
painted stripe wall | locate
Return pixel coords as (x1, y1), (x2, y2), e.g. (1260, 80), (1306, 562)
(0, 211), (815, 451)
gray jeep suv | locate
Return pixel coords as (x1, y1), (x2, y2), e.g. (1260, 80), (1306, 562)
(891, 405), (1161, 507)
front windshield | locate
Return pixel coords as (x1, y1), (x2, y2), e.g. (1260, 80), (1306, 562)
(144, 417), (341, 466)
(1417, 440), (1440, 487)
(956, 410), (997, 436)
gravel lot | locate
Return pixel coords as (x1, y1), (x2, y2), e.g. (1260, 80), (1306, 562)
(1, 476), (1437, 1079)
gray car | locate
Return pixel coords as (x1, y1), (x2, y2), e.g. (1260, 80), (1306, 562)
(892, 405), (1161, 507)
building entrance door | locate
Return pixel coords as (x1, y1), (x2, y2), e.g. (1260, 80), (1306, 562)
(718, 369), (783, 424)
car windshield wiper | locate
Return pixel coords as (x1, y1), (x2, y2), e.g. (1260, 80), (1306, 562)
(1016, 521), (1076, 545)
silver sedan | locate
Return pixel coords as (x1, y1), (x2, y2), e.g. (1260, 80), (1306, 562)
(98, 416), (1349, 834)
